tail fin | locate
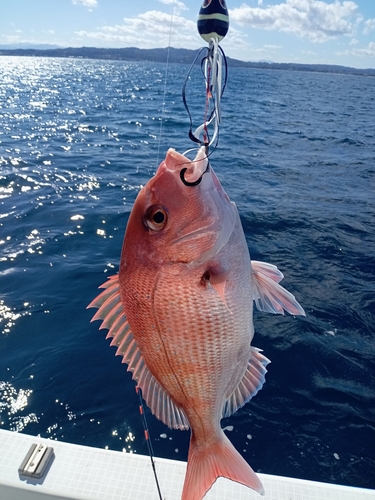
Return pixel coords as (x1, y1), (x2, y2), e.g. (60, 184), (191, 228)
(182, 431), (264, 500)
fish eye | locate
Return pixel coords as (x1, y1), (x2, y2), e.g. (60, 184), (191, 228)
(143, 205), (168, 231)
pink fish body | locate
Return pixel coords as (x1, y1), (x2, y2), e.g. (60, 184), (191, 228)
(89, 147), (305, 500)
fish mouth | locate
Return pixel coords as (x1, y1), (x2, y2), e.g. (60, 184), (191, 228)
(165, 146), (209, 186)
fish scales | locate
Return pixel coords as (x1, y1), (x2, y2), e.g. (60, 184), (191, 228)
(122, 206), (252, 428)
(89, 146), (305, 500)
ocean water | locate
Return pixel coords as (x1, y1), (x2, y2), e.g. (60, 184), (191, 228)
(0, 56), (374, 490)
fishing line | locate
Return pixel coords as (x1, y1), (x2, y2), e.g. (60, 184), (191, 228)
(136, 3), (229, 498)
(136, 385), (164, 500)
(137, 8), (178, 499)
(181, 0), (229, 159)
(182, 36), (228, 155)
(156, 2), (176, 167)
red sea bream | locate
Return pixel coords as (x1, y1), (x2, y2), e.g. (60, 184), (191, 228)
(88, 147), (305, 500)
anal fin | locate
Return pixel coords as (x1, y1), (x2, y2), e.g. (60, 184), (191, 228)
(223, 347), (270, 418)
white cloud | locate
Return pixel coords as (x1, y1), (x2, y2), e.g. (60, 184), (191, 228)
(230, 0), (360, 43)
(264, 44), (282, 50)
(158, 0), (188, 15)
(0, 32), (58, 46)
(220, 26), (251, 54)
(360, 41), (375, 56)
(363, 18), (375, 35)
(73, 7), (277, 61)
(75, 10), (198, 49)
(72, 0), (98, 8)
(0, 34), (22, 44)
(338, 41), (375, 57)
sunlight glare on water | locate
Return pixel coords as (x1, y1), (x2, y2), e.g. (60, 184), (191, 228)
(0, 56), (374, 489)
(0, 381), (38, 432)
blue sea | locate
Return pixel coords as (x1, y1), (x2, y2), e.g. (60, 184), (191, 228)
(0, 56), (374, 490)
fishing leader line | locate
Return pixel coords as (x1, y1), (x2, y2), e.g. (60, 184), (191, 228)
(138, 4), (177, 500)
(138, 2), (230, 498)
(136, 386), (164, 500)
(156, 1), (176, 167)
(182, 0), (229, 158)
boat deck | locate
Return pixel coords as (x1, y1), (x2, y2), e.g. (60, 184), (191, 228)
(0, 428), (373, 500)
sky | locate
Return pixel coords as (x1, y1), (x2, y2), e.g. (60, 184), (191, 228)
(1, 0), (374, 68)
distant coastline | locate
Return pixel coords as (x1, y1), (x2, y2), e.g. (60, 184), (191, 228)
(1, 46), (374, 77)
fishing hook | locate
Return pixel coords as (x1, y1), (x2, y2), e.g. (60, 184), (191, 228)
(181, 0), (229, 155)
(179, 161), (210, 187)
(182, 41), (227, 154)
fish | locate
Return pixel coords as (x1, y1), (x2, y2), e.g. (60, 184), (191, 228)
(88, 146), (305, 500)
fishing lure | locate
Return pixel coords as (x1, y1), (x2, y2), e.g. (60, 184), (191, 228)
(182, 0), (229, 153)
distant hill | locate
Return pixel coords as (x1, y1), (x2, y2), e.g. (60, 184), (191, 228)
(0, 43), (61, 51)
(0, 46), (374, 77)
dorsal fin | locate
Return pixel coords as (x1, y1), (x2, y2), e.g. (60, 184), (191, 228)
(251, 260), (305, 316)
(222, 347), (270, 418)
(88, 276), (189, 430)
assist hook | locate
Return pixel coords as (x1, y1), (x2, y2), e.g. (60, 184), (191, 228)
(180, 146), (210, 187)
(182, 0), (229, 156)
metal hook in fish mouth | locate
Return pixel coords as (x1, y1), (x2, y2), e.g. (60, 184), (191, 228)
(179, 162), (210, 187)
(180, 168), (203, 187)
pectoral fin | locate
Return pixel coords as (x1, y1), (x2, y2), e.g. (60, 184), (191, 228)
(210, 268), (230, 308)
(201, 265), (231, 311)
(252, 260), (305, 316)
